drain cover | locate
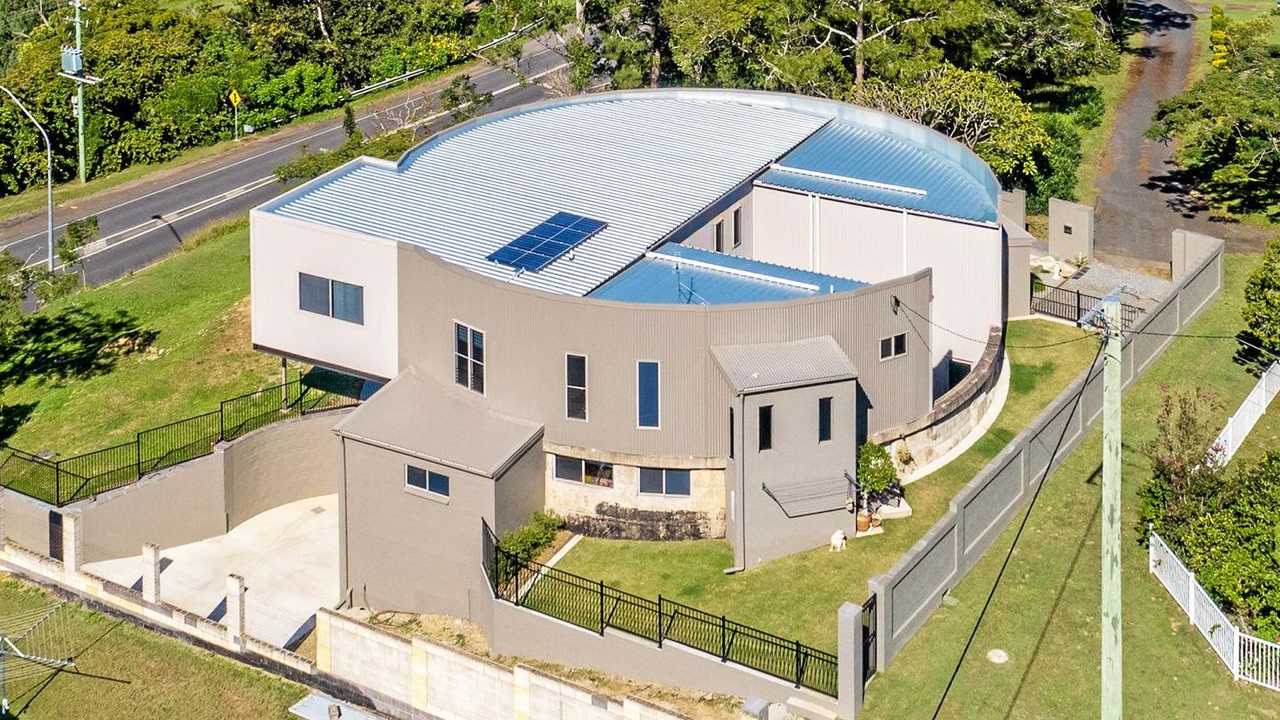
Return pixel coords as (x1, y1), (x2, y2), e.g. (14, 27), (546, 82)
(987, 649), (1009, 664)
(311, 506), (326, 515)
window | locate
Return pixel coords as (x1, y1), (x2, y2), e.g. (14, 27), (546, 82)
(566, 354), (587, 420)
(331, 280), (364, 324)
(879, 333), (908, 361)
(554, 455), (614, 487)
(407, 465), (449, 498)
(1063, 224), (1074, 236)
(714, 220), (724, 253)
(729, 407), (734, 459)
(637, 361), (660, 428)
(640, 467), (691, 496)
(759, 405), (773, 451)
(455, 323), (485, 394)
(818, 396), (832, 442)
(732, 207), (742, 248)
(299, 273), (364, 325)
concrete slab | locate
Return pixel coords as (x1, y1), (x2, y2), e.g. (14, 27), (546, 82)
(85, 494), (339, 647)
(290, 692), (388, 720)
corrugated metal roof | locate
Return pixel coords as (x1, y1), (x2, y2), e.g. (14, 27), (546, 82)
(264, 95), (830, 297)
(589, 244), (866, 305)
(712, 337), (857, 393)
(757, 121), (999, 224)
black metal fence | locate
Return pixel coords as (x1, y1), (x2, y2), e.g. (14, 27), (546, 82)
(1031, 280), (1143, 330)
(0, 377), (361, 507)
(485, 523), (839, 698)
(862, 594), (877, 684)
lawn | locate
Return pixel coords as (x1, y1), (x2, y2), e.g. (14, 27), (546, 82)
(0, 574), (304, 719)
(0, 219), (282, 455)
(860, 253), (1280, 719)
(554, 318), (1100, 652)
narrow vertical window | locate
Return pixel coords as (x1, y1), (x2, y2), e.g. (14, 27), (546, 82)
(637, 361), (660, 428)
(732, 207), (742, 248)
(566, 354), (587, 420)
(714, 220), (724, 253)
(728, 407), (735, 459)
(758, 405), (772, 451)
(818, 396), (833, 442)
(454, 322), (485, 394)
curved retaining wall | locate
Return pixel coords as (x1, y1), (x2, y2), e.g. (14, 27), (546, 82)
(2, 409), (350, 563)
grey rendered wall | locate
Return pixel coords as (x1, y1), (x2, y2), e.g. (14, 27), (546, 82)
(1004, 219), (1034, 319)
(869, 238), (1224, 670)
(1, 490), (60, 556)
(1047, 198), (1095, 260)
(733, 380), (857, 568)
(494, 442), (546, 536)
(223, 410), (343, 528)
(999, 189), (1026, 230)
(395, 242), (933, 461)
(340, 436), (497, 621)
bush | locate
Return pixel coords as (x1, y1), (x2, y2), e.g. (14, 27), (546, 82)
(858, 443), (898, 498)
(499, 511), (564, 561)
(1026, 113), (1083, 213)
(1243, 238), (1280, 353)
(1137, 386), (1225, 548)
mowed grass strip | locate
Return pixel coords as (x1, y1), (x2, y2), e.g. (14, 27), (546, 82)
(0, 219), (281, 455)
(861, 253), (1280, 719)
(554, 319), (1099, 652)
(0, 575), (303, 719)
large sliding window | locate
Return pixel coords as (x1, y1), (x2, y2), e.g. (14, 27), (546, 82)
(637, 361), (660, 428)
(566, 354), (588, 420)
(454, 322), (485, 394)
(554, 454), (614, 488)
(639, 467), (691, 496)
(298, 272), (364, 325)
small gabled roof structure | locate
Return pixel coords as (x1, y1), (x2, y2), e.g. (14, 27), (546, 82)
(335, 367), (543, 478)
(711, 336), (857, 394)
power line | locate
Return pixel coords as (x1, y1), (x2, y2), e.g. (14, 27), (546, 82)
(892, 296), (1100, 350)
(930, 340), (1104, 720)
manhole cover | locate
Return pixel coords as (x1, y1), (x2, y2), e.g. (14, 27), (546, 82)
(987, 649), (1009, 664)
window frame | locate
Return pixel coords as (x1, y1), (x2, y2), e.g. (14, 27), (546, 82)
(453, 320), (487, 395)
(732, 207), (743, 248)
(298, 272), (332, 317)
(638, 467), (691, 497)
(714, 219), (724, 253)
(758, 405), (773, 451)
(406, 464), (449, 501)
(636, 360), (661, 430)
(879, 332), (908, 361)
(565, 353), (588, 422)
(818, 396), (833, 443)
(553, 455), (614, 488)
(330, 279), (364, 325)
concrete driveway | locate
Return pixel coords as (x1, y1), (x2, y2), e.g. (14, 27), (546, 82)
(85, 494), (339, 648)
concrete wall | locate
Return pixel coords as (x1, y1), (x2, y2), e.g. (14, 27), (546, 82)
(494, 441), (547, 536)
(1004, 219), (1034, 319)
(1172, 229), (1222, 282)
(1, 490), (60, 557)
(998, 189), (1026, 230)
(252, 213), (400, 380)
(1047, 198), (1094, 261)
(223, 411), (342, 528)
(868, 237), (1225, 672)
(393, 242), (933, 460)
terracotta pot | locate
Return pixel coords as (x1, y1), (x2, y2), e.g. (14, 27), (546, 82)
(856, 510), (872, 533)
(870, 514), (883, 529)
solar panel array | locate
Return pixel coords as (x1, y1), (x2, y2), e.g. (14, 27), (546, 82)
(487, 212), (608, 272)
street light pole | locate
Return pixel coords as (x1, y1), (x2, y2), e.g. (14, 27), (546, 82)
(0, 85), (54, 270)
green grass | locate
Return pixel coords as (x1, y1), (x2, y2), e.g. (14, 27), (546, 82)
(860, 253), (1280, 719)
(0, 219), (281, 454)
(554, 319), (1099, 652)
(0, 574), (303, 718)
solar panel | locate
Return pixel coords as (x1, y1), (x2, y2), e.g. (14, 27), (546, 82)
(486, 212), (608, 272)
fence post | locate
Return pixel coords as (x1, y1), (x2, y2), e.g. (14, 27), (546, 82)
(838, 602), (865, 720)
(598, 579), (605, 636)
(1188, 566), (1197, 627)
(219, 400), (227, 442)
(54, 464), (61, 506)
(135, 436), (143, 480)
(1075, 290), (1082, 321)
(720, 615), (727, 661)
(794, 639), (803, 688)
(1233, 625), (1241, 681)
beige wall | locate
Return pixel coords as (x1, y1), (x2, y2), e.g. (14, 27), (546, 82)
(251, 212), (400, 380)
(751, 188), (813, 269)
(1047, 198), (1094, 261)
(494, 443), (546, 536)
(224, 411), (342, 528)
(816, 199), (905, 281)
(2, 490), (59, 556)
(683, 193), (753, 257)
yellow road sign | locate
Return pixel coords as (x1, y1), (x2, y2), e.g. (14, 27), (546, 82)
(229, 89), (242, 107)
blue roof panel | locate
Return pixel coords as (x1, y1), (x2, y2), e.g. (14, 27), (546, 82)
(589, 244), (866, 305)
(759, 122), (999, 224)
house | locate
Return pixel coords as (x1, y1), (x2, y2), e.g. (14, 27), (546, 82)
(248, 89), (1006, 614)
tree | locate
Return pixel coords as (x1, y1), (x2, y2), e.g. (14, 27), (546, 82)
(1137, 386), (1226, 549)
(439, 75), (492, 125)
(342, 104), (359, 140)
(857, 442), (898, 497)
(1244, 238), (1280, 352)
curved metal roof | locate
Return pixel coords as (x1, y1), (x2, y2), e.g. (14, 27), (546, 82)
(258, 89), (999, 298)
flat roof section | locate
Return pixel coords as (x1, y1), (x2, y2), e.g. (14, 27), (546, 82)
(712, 336), (858, 394)
(757, 121), (999, 225)
(588, 244), (867, 306)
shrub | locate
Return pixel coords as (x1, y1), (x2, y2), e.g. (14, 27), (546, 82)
(1243, 238), (1280, 353)
(499, 511), (564, 561)
(1026, 113), (1083, 213)
(858, 443), (898, 498)
(1137, 386), (1225, 548)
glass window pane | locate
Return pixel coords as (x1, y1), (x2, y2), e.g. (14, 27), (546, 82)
(406, 465), (427, 490)
(894, 333), (907, 356)
(427, 471), (449, 497)
(639, 467), (663, 494)
(567, 387), (587, 420)
(819, 397), (832, 442)
(566, 354), (586, 388)
(759, 405), (772, 451)
(733, 208), (742, 247)
(729, 407), (734, 459)
(471, 329), (485, 363)
(665, 469), (691, 496)
(714, 221), (724, 253)
(879, 337), (892, 360)
(585, 461), (613, 488)
(455, 354), (468, 387)
(455, 323), (469, 356)
(299, 273), (330, 315)
(554, 455), (582, 482)
(637, 361), (660, 428)
(470, 360), (485, 394)
(331, 280), (364, 324)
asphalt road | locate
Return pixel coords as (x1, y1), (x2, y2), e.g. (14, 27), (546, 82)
(0, 45), (563, 286)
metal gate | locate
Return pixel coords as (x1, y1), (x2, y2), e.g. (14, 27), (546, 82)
(862, 594), (878, 683)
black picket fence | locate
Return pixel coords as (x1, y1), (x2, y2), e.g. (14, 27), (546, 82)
(1031, 280), (1143, 330)
(484, 523), (839, 698)
(0, 375), (362, 506)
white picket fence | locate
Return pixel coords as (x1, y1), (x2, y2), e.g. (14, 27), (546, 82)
(1149, 532), (1280, 691)
(1213, 361), (1280, 462)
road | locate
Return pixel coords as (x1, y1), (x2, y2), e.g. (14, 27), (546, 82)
(0, 45), (564, 285)
(1092, 0), (1270, 265)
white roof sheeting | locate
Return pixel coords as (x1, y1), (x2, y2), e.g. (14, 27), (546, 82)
(263, 95), (830, 297)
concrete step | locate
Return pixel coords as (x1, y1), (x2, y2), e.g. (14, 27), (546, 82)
(785, 695), (840, 720)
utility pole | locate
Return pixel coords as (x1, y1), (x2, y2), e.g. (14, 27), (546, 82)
(1081, 289), (1124, 720)
(59, 1), (99, 184)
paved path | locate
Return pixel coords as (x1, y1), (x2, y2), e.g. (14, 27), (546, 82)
(1093, 0), (1272, 266)
(0, 45), (562, 286)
